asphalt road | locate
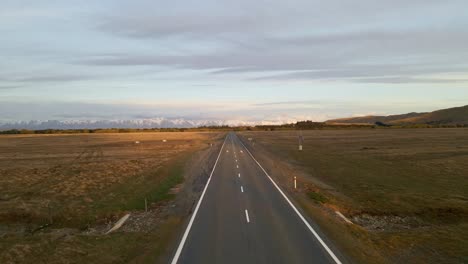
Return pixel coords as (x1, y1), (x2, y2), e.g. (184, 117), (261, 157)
(171, 132), (342, 264)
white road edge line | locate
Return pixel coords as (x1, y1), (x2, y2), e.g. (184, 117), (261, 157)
(241, 186), (244, 192)
(245, 209), (250, 223)
(237, 136), (342, 264)
(170, 135), (228, 264)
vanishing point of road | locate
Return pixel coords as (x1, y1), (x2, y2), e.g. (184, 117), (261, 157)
(171, 132), (343, 264)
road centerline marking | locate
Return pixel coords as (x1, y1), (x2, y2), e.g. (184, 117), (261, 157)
(238, 173), (240, 178)
(241, 186), (244, 192)
(237, 135), (343, 264)
(245, 209), (250, 223)
(170, 135), (228, 264)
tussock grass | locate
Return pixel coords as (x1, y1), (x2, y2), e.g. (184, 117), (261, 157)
(307, 191), (329, 204)
(239, 128), (468, 263)
(0, 132), (221, 263)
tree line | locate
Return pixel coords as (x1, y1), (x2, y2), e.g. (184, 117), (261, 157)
(1, 122), (467, 135)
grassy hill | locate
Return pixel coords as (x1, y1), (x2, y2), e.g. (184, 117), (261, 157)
(327, 105), (468, 125)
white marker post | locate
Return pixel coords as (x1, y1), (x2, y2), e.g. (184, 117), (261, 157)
(294, 176), (297, 189)
(298, 131), (304, 151)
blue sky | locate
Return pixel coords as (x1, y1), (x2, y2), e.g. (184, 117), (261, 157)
(1, 0), (468, 124)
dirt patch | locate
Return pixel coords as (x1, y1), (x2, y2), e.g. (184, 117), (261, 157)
(352, 214), (427, 232)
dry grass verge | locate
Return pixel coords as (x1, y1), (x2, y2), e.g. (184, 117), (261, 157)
(0, 132), (223, 263)
(238, 129), (468, 263)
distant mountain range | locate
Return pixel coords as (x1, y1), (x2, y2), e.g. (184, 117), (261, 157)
(327, 105), (468, 125)
(2, 105), (467, 130)
(0, 118), (225, 130)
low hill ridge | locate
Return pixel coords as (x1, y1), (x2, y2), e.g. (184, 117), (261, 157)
(327, 105), (468, 125)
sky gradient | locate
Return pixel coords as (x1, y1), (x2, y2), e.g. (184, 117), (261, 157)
(1, 0), (468, 124)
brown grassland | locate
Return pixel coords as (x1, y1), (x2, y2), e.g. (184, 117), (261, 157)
(0, 132), (222, 263)
(238, 128), (468, 264)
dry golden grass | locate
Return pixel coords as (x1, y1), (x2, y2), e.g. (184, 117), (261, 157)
(239, 128), (468, 263)
(0, 132), (219, 226)
(0, 132), (224, 264)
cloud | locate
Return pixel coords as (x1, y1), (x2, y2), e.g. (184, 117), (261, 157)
(18, 74), (97, 83)
(0, 85), (23, 90)
(0, 74), (98, 83)
(95, 0), (462, 40)
(1, 98), (464, 126)
(250, 62), (468, 83)
(96, 13), (263, 39)
(1, 0), (468, 124)
(356, 77), (468, 84)
(5, 0), (463, 85)
(83, 26), (468, 83)
(190, 84), (217, 87)
(252, 100), (326, 106)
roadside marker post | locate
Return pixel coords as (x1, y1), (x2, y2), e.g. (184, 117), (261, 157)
(298, 132), (304, 151)
(238, 138), (342, 264)
(294, 176), (297, 189)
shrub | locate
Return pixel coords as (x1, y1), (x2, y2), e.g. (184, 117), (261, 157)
(307, 191), (329, 204)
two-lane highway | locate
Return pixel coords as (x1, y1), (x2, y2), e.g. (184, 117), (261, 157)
(171, 133), (342, 264)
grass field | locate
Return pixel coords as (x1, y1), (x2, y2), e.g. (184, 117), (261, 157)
(0, 132), (222, 263)
(238, 128), (468, 263)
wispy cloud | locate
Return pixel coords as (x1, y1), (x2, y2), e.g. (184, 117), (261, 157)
(0, 85), (23, 90)
(356, 77), (468, 84)
(18, 74), (97, 83)
(1, 0), (468, 123)
(252, 100), (325, 106)
(80, 0), (468, 84)
(0, 73), (99, 83)
(80, 28), (468, 83)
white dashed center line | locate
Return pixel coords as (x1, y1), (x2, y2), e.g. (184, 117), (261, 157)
(236, 165), (239, 168)
(241, 186), (244, 192)
(238, 173), (240, 178)
(245, 210), (250, 223)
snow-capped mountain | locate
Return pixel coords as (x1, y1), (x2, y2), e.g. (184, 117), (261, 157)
(0, 114), (307, 130)
(0, 118), (227, 130)
(0, 117), (299, 130)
